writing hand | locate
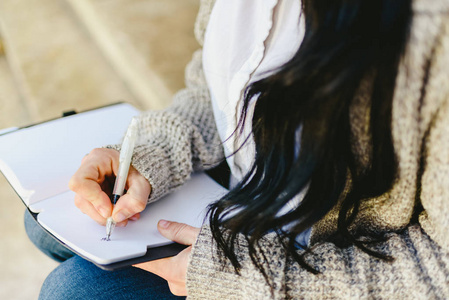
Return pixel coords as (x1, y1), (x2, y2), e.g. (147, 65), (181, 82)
(135, 220), (200, 296)
(69, 148), (151, 226)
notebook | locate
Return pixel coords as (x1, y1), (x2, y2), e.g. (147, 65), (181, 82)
(0, 103), (227, 270)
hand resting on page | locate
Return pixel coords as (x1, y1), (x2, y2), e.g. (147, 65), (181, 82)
(69, 148), (152, 227)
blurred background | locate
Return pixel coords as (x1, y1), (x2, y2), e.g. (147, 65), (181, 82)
(0, 0), (200, 298)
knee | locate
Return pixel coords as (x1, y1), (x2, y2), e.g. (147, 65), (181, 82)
(39, 262), (72, 300)
(39, 256), (101, 300)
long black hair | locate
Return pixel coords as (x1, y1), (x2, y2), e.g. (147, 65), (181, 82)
(208, 0), (413, 281)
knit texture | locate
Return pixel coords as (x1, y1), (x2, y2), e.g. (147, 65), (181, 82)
(188, 224), (449, 299)
(114, 0), (449, 298)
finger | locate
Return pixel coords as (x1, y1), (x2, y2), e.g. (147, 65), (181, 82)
(112, 168), (151, 223)
(73, 149), (119, 183)
(157, 220), (200, 245)
(113, 213), (139, 227)
(69, 149), (119, 218)
(112, 193), (147, 223)
(69, 161), (112, 216)
(115, 219), (129, 227)
(71, 178), (112, 218)
(115, 214), (140, 227)
(84, 148), (120, 174)
(129, 213), (141, 221)
(126, 166), (152, 200)
(74, 194), (108, 225)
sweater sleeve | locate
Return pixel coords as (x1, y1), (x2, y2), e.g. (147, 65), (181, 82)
(419, 97), (449, 251)
(130, 77), (224, 203)
(187, 224), (449, 299)
(418, 14), (449, 252)
(109, 0), (224, 203)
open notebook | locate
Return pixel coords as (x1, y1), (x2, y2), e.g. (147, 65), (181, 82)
(0, 103), (227, 270)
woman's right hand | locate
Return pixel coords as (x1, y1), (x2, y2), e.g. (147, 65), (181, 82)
(68, 148), (152, 227)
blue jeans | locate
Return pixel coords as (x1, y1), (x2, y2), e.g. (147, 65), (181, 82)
(24, 210), (185, 300)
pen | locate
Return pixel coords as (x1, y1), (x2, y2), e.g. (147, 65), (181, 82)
(105, 117), (138, 240)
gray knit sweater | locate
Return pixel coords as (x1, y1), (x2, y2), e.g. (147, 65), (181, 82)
(127, 0), (449, 298)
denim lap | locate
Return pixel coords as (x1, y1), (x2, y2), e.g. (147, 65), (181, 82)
(40, 256), (184, 300)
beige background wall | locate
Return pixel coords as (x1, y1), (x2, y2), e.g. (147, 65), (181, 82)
(0, 1), (199, 298)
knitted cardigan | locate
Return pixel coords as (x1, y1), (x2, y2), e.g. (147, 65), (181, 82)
(124, 0), (449, 298)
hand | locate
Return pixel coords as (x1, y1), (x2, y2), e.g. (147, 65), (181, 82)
(135, 220), (200, 296)
(69, 148), (152, 226)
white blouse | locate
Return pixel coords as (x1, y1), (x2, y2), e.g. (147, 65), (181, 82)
(203, 0), (305, 183)
(203, 0), (310, 246)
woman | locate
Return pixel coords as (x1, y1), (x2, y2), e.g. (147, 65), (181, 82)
(27, 0), (449, 298)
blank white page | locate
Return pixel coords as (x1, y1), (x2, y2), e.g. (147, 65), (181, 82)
(34, 172), (228, 265)
(0, 103), (139, 207)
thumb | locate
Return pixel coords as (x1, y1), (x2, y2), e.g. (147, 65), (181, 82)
(158, 220), (200, 245)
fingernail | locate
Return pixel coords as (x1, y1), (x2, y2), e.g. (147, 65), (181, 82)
(114, 212), (127, 223)
(159, 220), (170, 229)
(99, 207), (109, 219)
(116, 221), (127, 227)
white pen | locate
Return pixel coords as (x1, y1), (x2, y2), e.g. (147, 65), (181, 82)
(105, 117), (138, 241)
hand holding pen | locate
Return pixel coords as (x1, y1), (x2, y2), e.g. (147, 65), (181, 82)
(69, 117), (151, 237)
(105, 117), (138, 240)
